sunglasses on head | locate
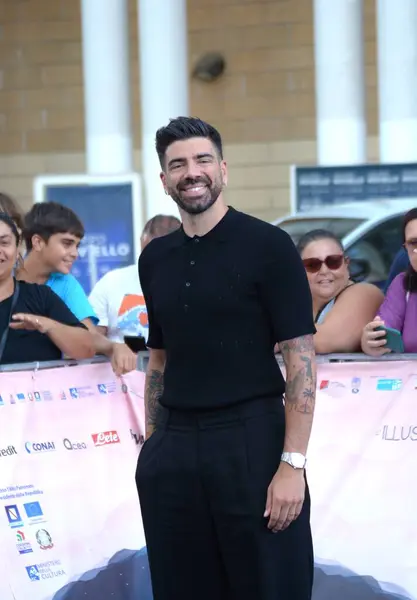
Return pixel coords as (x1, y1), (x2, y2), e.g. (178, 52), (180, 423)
(302, 254), (345, 273)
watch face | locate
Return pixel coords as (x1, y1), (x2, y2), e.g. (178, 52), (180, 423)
(291, 453), (306, 469)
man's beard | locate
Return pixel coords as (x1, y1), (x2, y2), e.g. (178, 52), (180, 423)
(167, 176), (223, 215)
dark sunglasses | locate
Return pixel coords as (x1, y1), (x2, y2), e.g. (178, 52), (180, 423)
(302, 254), (345, 273)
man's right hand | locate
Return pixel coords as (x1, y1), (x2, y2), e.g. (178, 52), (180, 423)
(361, 318), (391, 356)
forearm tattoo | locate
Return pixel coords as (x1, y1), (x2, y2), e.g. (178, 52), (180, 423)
(279, 334), (316, 415)
(145, 369), (164, 429)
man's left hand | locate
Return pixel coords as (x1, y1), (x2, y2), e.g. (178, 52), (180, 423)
(264, 462), (305, 532)
(110, 343), (137, 376)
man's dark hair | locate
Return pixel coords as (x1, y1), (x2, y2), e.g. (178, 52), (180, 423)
(155, 117), (223, 168)
(403, 207), (417, 292)
(142, 214), (181, 239)
(23, 202), (85, 250)
(296, 229), (344, 255)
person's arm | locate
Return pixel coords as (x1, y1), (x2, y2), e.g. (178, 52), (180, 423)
(81, 318), (137, 376)
(10, 287), (95, 359)
(144, 349), (166, 439)
(258, 229), (316, 532)
(361, 274), (406, 356)
(314, 283), (384, 354)
(139, 247), (165, 438)
(10, 314), (95, 359)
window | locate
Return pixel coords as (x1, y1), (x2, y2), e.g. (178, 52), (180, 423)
(346, 216), (404, 285)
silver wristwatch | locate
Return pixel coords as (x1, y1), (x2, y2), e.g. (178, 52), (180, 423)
(281, 452), (307, 470)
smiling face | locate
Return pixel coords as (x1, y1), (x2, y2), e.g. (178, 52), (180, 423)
(31, 232), (80, 275)
(301, 237), (350, 306)
(0, 220), (19, 281)
(160, 137), (227, 216)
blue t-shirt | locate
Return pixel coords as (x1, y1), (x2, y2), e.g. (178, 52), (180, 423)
(46, 273), (98, 324)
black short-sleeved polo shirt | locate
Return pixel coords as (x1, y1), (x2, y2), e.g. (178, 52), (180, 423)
(139, 207), (315, 410)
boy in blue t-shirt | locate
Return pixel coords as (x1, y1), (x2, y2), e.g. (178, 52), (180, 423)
(18, 202), (136, 375)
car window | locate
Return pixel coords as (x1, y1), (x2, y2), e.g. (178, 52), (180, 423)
(279, 218), (365, 245)
(346, 216), (404, 285)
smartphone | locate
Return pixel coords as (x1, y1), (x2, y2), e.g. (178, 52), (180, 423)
(124, 336), (147, 353)
(374, 326), (404, 353)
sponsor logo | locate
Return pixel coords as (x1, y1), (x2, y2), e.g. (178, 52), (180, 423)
(0, 445), (17, 457)
(36, 529), (54, 550)
(59, 390), (67, 400)
(41, 390), (53, 401)
(69, 386), (94, 399)
(351, 377), (361, 394)
(16, 393), (25, 402)
(26, 560), (65, 582)
(5, 504), (23, 528)
(27, 393), (33, 402)
(0, 396), (4, 406)
(376, 378), (402, 391)
(9, 394), (15, 404)
(97, 382), (117, 395)
(25, 441), (55, 454)
(23, 501), (44, 523)
(34, 392), (41, 402)
(16, 530), (33, 555)
(63, 438), (87, 451)
(319, 380), (346, 398)
(92, 430), (120, 447)
(130, 430), (144, 445)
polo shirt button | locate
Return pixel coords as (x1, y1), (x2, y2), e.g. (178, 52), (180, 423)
(186, 282), (191, 287)
(194, 238), (199, 243)
(190, 260), (195, 266)
(184, 304), (189, 311)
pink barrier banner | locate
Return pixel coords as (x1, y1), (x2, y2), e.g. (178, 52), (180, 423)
(0, 360), (416, 599)
(0, 362), (148, 600)
(309, 360), (416, 600)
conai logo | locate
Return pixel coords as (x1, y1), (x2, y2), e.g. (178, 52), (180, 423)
(25, 441), (56, 454)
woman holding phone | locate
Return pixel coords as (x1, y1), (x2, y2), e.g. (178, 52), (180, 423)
(297, 229), (383, 354)
(362, 208), (417, 356)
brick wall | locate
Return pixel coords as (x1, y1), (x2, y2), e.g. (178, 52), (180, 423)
(0, 0), (378, 222)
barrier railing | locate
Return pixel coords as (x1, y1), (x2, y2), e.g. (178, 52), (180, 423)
(0, 356), (415, 599)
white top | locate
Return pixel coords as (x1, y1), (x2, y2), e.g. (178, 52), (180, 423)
(88, 264), (148, 343)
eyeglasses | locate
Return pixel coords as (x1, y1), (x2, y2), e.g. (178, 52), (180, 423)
(302, 254), (345, 273)
(404, 239), (417, 252)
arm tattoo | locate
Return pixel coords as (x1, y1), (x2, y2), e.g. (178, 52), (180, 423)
(145, 369), (164, 429)
(279, 334), (316, 415)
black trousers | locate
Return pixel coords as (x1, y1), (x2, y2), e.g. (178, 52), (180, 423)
(136, 397), (314, 600)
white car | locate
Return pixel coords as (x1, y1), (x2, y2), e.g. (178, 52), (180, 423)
(273, 199), (417, 287)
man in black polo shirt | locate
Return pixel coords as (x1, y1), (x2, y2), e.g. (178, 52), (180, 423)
(136, 117), (317, 600)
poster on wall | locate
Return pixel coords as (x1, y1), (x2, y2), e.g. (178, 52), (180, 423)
(33, 175), (144, 294)
(291, 162), (417, 212)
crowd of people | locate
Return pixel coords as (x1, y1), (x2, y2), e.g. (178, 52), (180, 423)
(0, 186), (414, 369)
(0, 192), (180, 370)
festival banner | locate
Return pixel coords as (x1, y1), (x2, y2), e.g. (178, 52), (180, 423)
(0, 362), (148, 600)
(0, 360), (416, 599)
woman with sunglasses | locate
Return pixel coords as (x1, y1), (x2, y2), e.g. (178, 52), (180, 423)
(297, 230), (383, 353)
(362, 208), (417, 355)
